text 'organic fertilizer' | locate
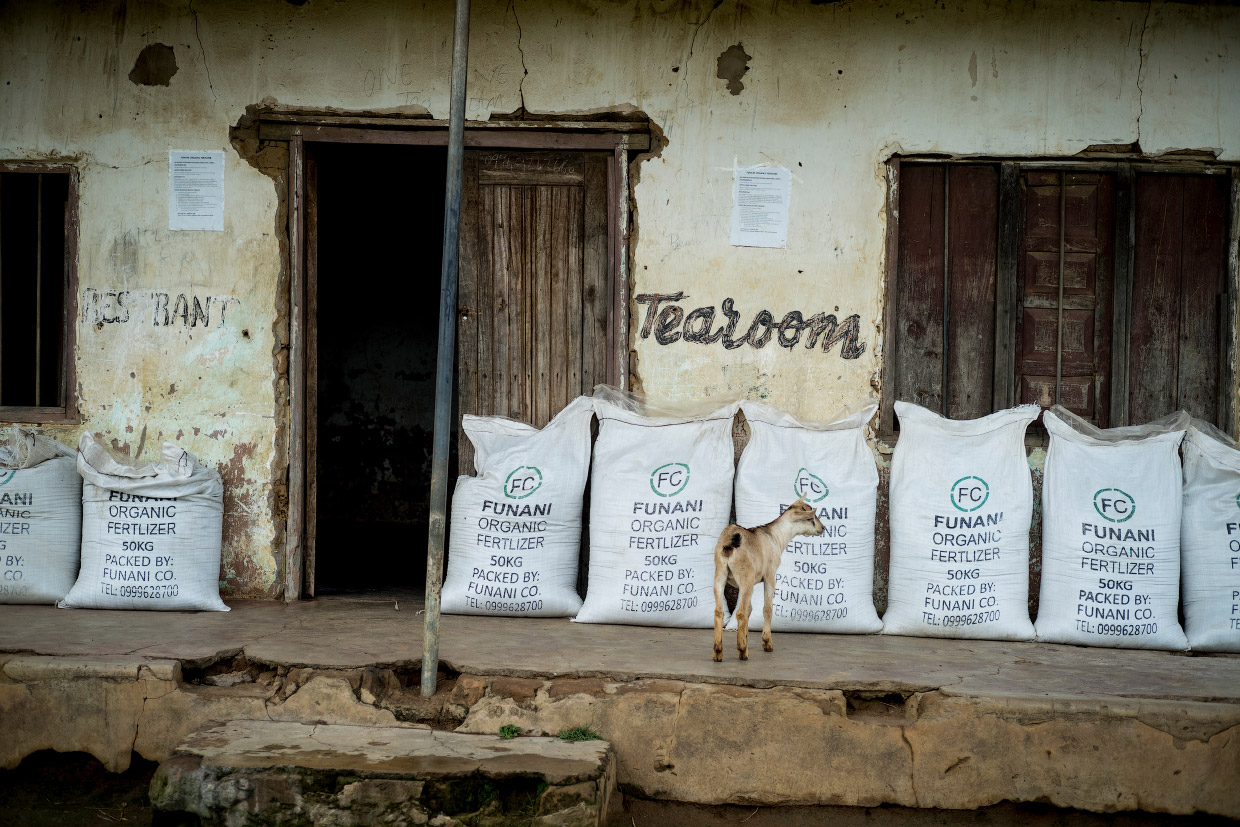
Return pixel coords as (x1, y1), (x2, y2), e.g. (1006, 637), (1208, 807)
(574, 387), (737, 628)
(1036, 407), (1188, 650)
(442, 396), (594, 617)
(728, 400), (883, 634)
(883, 402), (1039, 641)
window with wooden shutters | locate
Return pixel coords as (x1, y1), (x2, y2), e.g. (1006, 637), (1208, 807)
(1015, 171), (1114, 422)
(884, 159), (1235, 435)
(0, 165), (78, 422)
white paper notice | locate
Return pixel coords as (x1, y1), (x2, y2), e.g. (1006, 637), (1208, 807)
(730, 165), (791, 248)
(169, 151), (225, 231)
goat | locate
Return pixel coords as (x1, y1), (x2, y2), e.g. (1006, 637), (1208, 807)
(712, 499), (825, 661)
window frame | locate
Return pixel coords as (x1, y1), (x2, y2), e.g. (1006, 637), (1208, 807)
(0, 162), (80, 424)
(880, 155), (1238, 439)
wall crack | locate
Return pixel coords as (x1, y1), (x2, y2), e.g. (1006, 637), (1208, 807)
(1134, 0), (1153, 145)
(507, 0), (529, 115)
(688, 0), (724, 61)
(900, 726), (918, 807)
(189, 0), (217, 102)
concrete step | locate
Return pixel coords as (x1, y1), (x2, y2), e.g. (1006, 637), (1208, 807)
(149, 720), (615, 826)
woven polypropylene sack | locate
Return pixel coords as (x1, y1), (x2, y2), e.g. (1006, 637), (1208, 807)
(60, 434), (228, 611)
(1178, 423), (1239, 652)
(574, 390), (738, 628)
(882, 402), (1039, 641)
(726, 400), (882, 634)
(0, 427), (81, 604)
(1035, 407), (1187, 650)
(442, 396), (593, 617)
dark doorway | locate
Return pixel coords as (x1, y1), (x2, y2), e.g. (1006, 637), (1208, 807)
(310, 143), (449, 595)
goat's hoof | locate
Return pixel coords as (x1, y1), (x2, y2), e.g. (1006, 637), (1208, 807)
(738, 651), (748, 661)
(763, 642), (774, 652)
(712, 651), (722, 662)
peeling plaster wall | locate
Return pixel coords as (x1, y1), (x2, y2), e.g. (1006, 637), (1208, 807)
(2, 0), (1237, 596)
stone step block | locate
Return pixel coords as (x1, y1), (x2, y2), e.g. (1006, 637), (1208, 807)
(149, 720), (615, 826)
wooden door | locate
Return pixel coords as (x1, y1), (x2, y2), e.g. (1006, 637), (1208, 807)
(1128, 173), (1229, 425)
(892, 164), (999, 420)
(1015, 172), (1115, 422)
(456, 150), (611, 473)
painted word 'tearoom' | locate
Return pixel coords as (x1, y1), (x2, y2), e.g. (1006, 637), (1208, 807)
(634, 293), (866, 358)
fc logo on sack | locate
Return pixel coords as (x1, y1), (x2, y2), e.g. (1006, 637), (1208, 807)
(504, 466), (543, 499)
(1094, 488), (1135, 522)
(793, 468), (829, 503)
(0, 471), (14, 487)
(950, 476), (989, 512)
(650, 463), (690, 497)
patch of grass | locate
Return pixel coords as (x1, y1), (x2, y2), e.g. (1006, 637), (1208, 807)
(557, 726), (600, 742)
(499, 724), (521, 740)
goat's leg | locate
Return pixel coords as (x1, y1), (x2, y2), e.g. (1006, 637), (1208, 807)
(759, 571), (775, 652)
(735, 581), (753, 661)
(712, 559), (728, 662)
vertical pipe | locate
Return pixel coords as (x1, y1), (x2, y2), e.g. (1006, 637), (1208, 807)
(1056, 173), (1066, 406)
(941, 168), (950, 416)
(35, 174), (43, 407)
(422, 0), (471, 698)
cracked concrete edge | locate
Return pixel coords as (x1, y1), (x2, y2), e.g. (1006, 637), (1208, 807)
(3, 655), (181, 682)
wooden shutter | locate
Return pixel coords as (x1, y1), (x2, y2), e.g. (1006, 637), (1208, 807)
(1127, 173), (1229, 425)
(456, 150), (610, 473)
(893, 164), (999, 421)
(1014, 172), (1115, 423)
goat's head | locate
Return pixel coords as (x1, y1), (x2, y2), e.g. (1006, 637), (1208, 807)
(782, 497), (825, 537)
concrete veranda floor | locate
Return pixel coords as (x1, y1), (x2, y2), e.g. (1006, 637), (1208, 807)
(2, 596), (1237, 703)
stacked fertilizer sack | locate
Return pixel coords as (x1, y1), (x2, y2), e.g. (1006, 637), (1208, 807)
(442, 396), (594, 617)
(60, 433), (228, 611)
(574, 387), (738, 628)
(0, 427), (81, 604)
(883, 402), (1040, 641)
(1035, 407), (1189, 650)
(1180, 420), (1240, 652)
(727, 400), (883, 634)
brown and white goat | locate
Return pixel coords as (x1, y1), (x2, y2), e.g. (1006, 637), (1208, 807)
(712, 499), (825, 661)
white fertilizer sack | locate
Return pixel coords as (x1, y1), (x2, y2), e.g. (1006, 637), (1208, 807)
(727, 400), (882, 634)
(883, 402), (1039, 641)
(442, 396), (594, 617)
(574, 388), (738, 628)
(0, 427), (81, 604)
(61, 434), (228, 612)
(1178, 422), (1240, 652)
(1035, 407), (1188, 650)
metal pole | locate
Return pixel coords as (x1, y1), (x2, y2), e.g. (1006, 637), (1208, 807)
(422, 0), (471, 697)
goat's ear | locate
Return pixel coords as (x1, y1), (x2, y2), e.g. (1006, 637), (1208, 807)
(791, 495), (807, 508)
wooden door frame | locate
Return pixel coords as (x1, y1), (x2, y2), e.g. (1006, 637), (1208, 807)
(281, 118), (647, 600)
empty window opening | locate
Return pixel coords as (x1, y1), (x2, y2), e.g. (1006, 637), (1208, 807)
(311, 144), (449, 595)
(0, 170), (71, 411)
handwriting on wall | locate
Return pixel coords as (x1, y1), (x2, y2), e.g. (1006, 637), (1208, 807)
(635, 293), (867, 358)
(82, 288), (239, 329)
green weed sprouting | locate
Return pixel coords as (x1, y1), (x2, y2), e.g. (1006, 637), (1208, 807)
(499, 724), (521, 740)
(557, 726), (600, 742)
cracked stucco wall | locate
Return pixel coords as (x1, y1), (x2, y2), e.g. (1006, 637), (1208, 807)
(2, 0), (1237, 596)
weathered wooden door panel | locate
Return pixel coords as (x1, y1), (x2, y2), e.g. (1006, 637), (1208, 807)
(1015, 172), (1114, 422)
(1129, 173), (1228, 425)
(457, 150), (610, 473)
(893, 164), (998, 421)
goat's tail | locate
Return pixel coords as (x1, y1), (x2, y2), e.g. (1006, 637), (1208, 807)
(720, 531), (742, 558)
